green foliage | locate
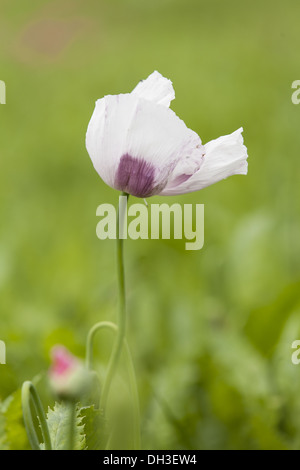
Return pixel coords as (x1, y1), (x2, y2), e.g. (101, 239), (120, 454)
(0, 390), (30, 450)
(43, 403), (106, 450)
(46, 402), (85, 450)
(79, 405), (107, 450)
(0, 0), (300, 450)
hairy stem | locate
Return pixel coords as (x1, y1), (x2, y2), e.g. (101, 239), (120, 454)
(67, 401), (76, 450)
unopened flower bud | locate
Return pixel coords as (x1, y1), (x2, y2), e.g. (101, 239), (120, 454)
(49, 345), (93, 401)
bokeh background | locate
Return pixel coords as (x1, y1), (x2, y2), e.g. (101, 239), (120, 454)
(1, 0), (300, 450)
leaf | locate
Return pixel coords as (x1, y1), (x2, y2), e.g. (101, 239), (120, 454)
(46, 402), (85, 450)
(0, 390), (31, 450)
(79, 405), (107, 450)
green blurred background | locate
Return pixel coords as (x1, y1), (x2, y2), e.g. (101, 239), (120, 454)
(1, 0), (300, 450)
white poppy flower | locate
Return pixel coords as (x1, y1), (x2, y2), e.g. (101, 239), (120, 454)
(86, 71), (248, 198)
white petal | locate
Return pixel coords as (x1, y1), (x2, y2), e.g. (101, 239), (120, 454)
(160, 128), (248, 195)
(131, 71), (175, 108)
(120, 97), (204, 196)
(85, 97), (105, 170)
(86, 93), (205, 197)
(86, 94), (139, 188)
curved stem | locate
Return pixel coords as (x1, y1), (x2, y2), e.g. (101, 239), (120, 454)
(85, 321), (141, 449)
(100, 192), (129, 409)
(86, 321), (118, 371)
(21, 381), (52, 450)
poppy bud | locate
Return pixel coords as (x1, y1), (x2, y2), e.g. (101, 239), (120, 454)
(49, 345), (93, 402)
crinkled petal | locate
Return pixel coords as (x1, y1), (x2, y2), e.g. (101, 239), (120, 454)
(86, 94), (139, 187)
(160, 128), (248, 195)
(131, 70), (175, 108)
(86, 93), (204, 197)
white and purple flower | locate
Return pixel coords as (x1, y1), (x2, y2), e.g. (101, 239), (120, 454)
(86, 71), (248, 197)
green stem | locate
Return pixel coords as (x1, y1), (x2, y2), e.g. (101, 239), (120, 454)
(124, 341), (141, 450)
(100, 192), (129, 409)
(67, 401), (76, 451)
(86, 321), (118, 371)
(85, 321), (141, 450)
(21, 381), (52, 450)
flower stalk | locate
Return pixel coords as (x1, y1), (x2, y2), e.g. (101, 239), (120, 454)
(100, 192), (129, 409)
(67, 401), (76, 451)
(86, 191), (141, 449)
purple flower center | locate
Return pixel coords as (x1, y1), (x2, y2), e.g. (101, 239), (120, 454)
(115, 154), (155, 197)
